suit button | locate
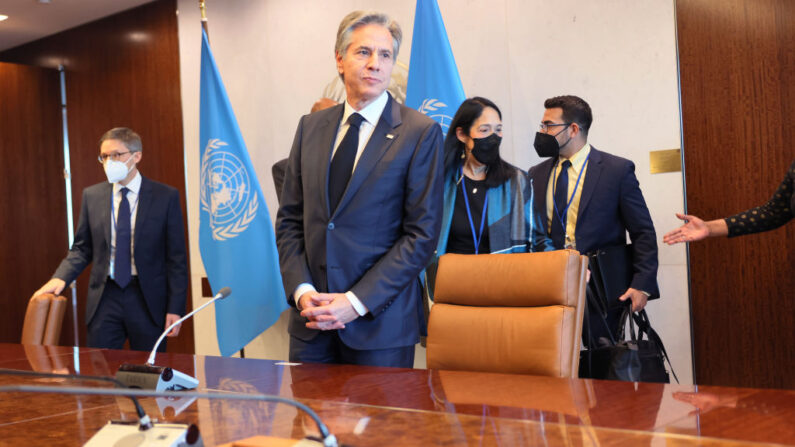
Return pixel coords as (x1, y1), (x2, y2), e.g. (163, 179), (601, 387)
(327, 223), (335, 230)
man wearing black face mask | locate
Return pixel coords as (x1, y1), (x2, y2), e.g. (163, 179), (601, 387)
(528, 95), (659, 343)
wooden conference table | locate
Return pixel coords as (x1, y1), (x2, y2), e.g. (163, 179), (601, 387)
(0, 343), (792, 446)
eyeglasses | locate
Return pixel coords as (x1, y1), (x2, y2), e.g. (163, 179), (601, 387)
(98, 151), (132, 163)
(538, 122), (571, 133)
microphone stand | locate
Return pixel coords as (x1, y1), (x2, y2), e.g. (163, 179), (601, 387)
(0, 368), (152, 430)
(116, 287), (231, 391)
(0, 384), (339, 447)
(147, 287), (229, 366)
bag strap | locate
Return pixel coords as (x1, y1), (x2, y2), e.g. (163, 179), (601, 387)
(632, 310), (679, 383)
(582, 294), (594, 374)
(588, 291), (617, 346)
(586, 260), (609, 318)
(619, 305), (637, 343)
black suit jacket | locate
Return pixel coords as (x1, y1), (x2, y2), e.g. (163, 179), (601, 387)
(276, 94), (444, 350)
(529, 147), (659, 295)
(272, 158), (288, 204)
(53, 176), (188, 325)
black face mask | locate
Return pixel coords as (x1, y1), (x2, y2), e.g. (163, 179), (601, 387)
(470, 133), (502, 165)
(533, 125), (572, 158)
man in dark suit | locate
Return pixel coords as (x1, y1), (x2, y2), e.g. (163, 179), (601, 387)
(528, 95), (658, 341)
(35, 127), (188, 351)
(276, 10), (443, 368)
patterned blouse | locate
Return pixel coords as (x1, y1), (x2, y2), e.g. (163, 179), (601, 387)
(725, 159), (795, 237)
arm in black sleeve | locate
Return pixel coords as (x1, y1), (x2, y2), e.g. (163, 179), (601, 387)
(725, 160), (795, 237)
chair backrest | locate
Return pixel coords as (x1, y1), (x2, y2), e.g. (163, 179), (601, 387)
(429, 369), (596, 417)
(427, 250), (588, 377)
(22, 293), (67, 345)
(43, 295), (67, 345)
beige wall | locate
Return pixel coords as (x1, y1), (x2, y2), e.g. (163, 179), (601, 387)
(176, 0), (692, 383)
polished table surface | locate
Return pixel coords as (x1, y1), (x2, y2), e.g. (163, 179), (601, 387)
(0, 343), (792, 446)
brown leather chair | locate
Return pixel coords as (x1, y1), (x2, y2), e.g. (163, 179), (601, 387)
(21, 293), (67, 345)
(427, 250), (588, 377)
(429, 369), (596, 417)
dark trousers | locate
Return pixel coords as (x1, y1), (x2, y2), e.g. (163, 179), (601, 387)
(87, 277), (165, 352)
(289, 331), (414, 368)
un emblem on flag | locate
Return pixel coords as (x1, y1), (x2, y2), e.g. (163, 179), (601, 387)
(200, 139), (258, 241)
(418, 98), (454, 134)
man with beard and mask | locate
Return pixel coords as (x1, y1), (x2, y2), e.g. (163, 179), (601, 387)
(528, 95), (658, 344)
(34, 127), (187, 351)
(426, 97), (553, 296)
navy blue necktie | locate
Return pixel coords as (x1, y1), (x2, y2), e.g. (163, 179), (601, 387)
(328, 113), (365, 213)
(115, 187), (132, 288)
(550, 160), (572, 249)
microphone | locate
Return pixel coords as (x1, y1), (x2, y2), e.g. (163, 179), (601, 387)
(0, 384), (338, 447)
(116, 287), (231, 391)
(0, 368), (152, 430)
(0, 369), (203, 446)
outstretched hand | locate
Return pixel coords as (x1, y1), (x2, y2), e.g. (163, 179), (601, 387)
(663, 213), (709, 245)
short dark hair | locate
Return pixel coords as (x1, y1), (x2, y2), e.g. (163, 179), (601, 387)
(99, 127), (142, 152)
(544, 95), (592, 135)
(444, 97), (513, 188)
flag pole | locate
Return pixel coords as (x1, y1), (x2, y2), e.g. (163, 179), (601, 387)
(199, 0), (209, 39)
(198, 0), (247, 359)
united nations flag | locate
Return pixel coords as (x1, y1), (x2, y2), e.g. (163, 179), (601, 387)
(199, 29), (287, 356)
(405, 0), (466, 136)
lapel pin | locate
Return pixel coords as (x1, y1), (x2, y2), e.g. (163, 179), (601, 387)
(386, 134), (394, 139)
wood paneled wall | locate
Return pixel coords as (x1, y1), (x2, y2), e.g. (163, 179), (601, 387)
(676, 0), (794, 388)
(0, 63), (66, 343)
(0, 0), (194, 354)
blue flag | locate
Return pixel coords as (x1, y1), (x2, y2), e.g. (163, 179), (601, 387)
(199, 29), (287, 356)
(405, 0), (466, 135)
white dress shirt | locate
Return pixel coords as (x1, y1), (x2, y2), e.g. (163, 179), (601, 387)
(110, 171), (141, 279)
(293, 91), (390, 317)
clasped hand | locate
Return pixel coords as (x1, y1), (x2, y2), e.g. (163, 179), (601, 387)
(299, 292), (359, 331)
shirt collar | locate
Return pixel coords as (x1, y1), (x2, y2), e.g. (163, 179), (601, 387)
(559, 142), (591, 173)
(113, 171), (142, 195)
(342, 90), (389, 127)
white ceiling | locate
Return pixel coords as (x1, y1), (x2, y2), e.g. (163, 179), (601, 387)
(0, 0), (155, 52)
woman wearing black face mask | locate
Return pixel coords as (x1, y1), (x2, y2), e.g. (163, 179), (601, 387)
(423, 97), (554, 296)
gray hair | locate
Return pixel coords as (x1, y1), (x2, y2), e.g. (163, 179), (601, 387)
(99, 127), (142, 152)
(335, 11), (402, 60)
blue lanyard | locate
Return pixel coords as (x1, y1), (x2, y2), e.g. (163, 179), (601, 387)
(551, 152), (590, 234)
(460, 167), (489, 254)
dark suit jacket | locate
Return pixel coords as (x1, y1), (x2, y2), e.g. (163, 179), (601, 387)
(276, 94), (444, 350)
(53, 176), (188, 325)
(528, 147), (659, 295)
(272, 158), (288, 204)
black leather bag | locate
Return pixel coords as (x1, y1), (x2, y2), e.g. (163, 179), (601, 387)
(580, 306), (677, 383)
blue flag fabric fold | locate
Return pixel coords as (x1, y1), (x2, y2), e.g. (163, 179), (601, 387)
(199, 29), (287, 356)
(405, 0), (466, 135)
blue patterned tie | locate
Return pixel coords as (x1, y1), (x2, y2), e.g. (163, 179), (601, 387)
(328, 113), (365, 213)
(551, 160), (572, 249)
(115, 187), (132, 288)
